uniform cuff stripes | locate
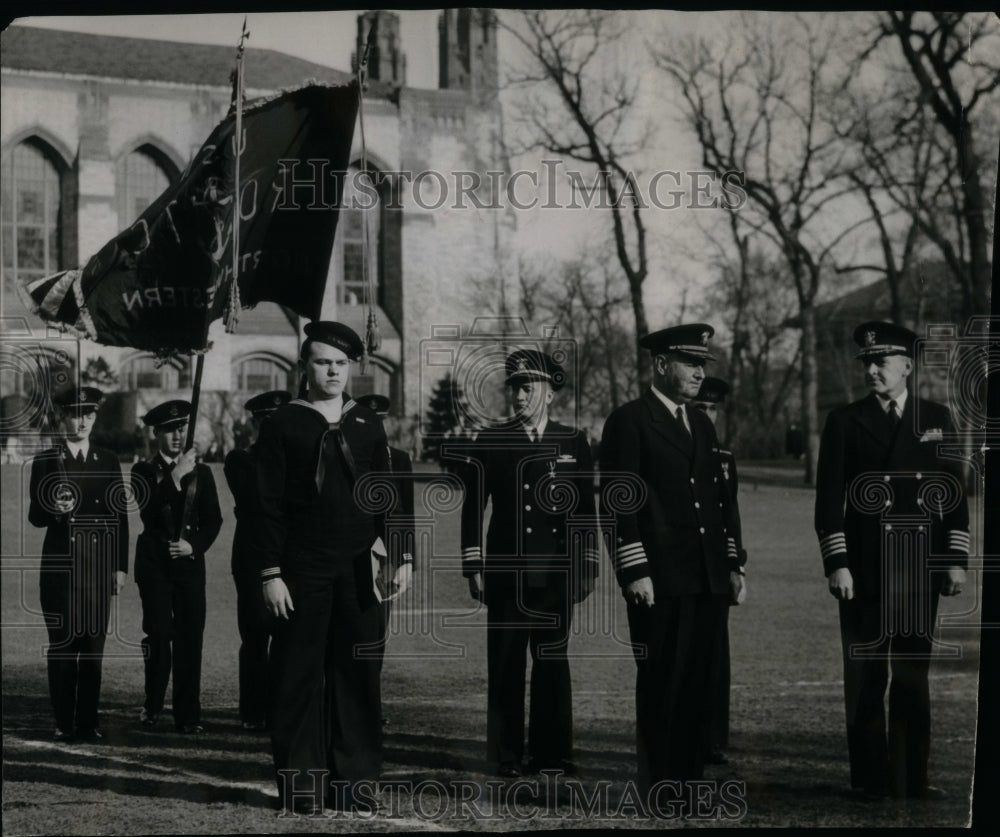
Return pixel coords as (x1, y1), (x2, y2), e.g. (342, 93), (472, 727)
(402, 553), (414, 563)
(819, 532), (848, 559)
(260, 567), (281, 582)
(462, 546), (482, 577)
(947, 530), (970, 554)
(727, 537), (738, 561)
(584, 548), (600, 565)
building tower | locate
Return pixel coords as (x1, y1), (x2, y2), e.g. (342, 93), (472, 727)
(438, 8), (498, 93)
(352, 10), (406, 87)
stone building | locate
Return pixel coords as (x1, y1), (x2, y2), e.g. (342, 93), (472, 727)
(0, 10), (514, 457)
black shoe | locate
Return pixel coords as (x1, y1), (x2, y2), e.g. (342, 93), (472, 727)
(861, 785), (890, 801)
(527, 758), (579, 777)
(75, 728), (104, 742)
(708, 750), (729, 765)
(54, 728), (75, 742)
(909, 785), (947, 801)
(497, 761), (522, 778)
(176, 723), (205, 734)
(139, 708), (158, 727)
(241, 720), (266, 731)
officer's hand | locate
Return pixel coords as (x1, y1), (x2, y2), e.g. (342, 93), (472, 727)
(572, 574), (595, 604)
(730, 571), (745, 605)
(624, 577), (655, 608)
(941, 567), (966, 596)
(168, 539), (194, 558)
(113, 570), (127, 595)
(468, 572), (485, 603)
(173, 448), (198, 482)
(391, 562), (413, 597)
(264, 578), (294, 620)
(54, 497), (76, 514)
(828, 567), (854, 600)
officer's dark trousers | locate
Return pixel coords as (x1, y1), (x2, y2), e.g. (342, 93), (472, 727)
(707, 617), (731, 753)
(268, 550), (382, 810)
(486, 571), (572, 769)
(627, 592), (729, 793)
(234, 573), (271, 726)
(838, 595), (939, 797)
(40, 567), (111, 733)
(137, 557), (206, 727)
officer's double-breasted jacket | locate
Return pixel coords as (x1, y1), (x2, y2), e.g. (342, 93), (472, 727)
(29, 442), (130, 577)
(461, 417), (599, 581)
(815, 392), (969, 599)
(131, 456), (222, 582)
(715, 446), (747, 567)
(599, 389), (740, 596)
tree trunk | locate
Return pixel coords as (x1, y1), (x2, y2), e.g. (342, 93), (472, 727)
(630, 280), (651, 391)
(799, 301), (820, 486)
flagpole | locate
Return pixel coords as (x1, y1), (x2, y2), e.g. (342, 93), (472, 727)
(185, 18), (248, 453)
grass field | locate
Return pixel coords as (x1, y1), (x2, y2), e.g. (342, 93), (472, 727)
(1, 462), (982, 833)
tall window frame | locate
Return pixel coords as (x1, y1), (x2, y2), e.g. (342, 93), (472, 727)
(1, 138), (64, 298)
(115, 144), (177, 228)
(332, 165), (383, 307)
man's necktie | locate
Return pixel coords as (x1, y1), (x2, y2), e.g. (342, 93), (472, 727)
(75, 450), (85, 468)
(887, 400), (900, 429)
(676, 406), (691, 438)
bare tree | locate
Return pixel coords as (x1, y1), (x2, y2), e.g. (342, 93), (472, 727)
(503, 10), (653, 386)
(518, 249), (637, 419)
(697, 214), (801, 455)
(835, 12), (999, 320)
(654, 14), (866, 484)
(864, 12), (999, 317)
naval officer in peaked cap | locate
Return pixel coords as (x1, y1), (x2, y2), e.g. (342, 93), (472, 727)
(132, 399), (222, 734)
(224, 390), (292, 731)
(461, 348), (599, 778)
(28, 386), (129, 741)
(816, 321), (969, 800)
(599, 324), (744, 798)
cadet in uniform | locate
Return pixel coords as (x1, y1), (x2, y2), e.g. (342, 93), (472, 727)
(255, 322), (411, 813)
(132, 400), (222, 733)
(599, 324), (744, 795)
(29, 386), (129, 741)
(461, 349), (599, 778)
(816, 321), (968, 800)
(223, 390), (291, 731)
(690, 377), (748, 765)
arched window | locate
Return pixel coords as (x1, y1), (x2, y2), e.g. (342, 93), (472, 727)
(333, 166), (382, 307)
(232, 354), (292, 393)
(121, 354), (190, 391)
(116, 145), (176, 227)
(1, 139), (63, 297)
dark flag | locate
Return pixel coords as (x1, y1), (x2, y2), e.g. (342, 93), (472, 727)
(24, 82), (360, 353)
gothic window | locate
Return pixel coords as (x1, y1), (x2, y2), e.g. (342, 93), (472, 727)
(333, 166), (382, 307)
(232, 354), (292, 392)
(1, 139), (63, 299)
(116, 145), (175, 227)
(121, 354), (190, 391)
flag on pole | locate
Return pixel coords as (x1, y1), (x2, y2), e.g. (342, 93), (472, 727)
(23, 82), (360, 354)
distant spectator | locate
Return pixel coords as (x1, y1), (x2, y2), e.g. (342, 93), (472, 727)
(786, 422), (805, 459)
